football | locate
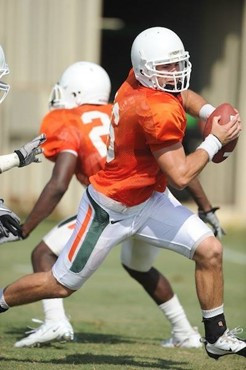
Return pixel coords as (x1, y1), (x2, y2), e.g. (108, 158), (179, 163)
(203, 103), (238, 163)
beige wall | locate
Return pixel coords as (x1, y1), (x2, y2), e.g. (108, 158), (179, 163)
(0, 0), (102, 217)
(235, 1), (246, 220)
(196, 1), (246, 224)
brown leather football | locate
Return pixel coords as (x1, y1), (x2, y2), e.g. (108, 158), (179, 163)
(203, 103), (238, 163)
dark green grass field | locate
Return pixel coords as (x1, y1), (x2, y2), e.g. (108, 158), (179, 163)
(0, 220), (245, 369)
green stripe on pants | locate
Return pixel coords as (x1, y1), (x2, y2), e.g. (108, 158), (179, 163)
(70, 189), (109, 273)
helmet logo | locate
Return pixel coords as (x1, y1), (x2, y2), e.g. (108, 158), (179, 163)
(170, 50), (182, 56)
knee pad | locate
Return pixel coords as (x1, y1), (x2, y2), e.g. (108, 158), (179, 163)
(120, 238), (160, 272)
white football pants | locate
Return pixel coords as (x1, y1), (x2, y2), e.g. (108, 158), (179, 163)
(52, 185), (213, 290)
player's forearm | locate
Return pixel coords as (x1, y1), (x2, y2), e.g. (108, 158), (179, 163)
(155, 143), (210, 190)
(167, 151), (209, 190)
(0, 153), (20, 173)
(186, 178), (212, 212)
(22, 184), (66, 237)
(182, 89), (208, 118)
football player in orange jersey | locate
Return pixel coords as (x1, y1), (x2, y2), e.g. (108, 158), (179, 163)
(0, 45), (45, 244)
(14, 61), (112, 346)
(0, 27), (244, 360)
(12, 60), (222, 349)
(11, 60), (208, 348)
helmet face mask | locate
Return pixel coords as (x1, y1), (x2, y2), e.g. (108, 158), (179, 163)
(49, 83), (73, 109)
(49, 61), (111, 109)
(144, 56), (191, 92)
(0, 46), (10, 104)
(131, 27), (192, 93)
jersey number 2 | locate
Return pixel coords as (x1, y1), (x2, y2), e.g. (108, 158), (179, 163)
(82, 111), (110, 158)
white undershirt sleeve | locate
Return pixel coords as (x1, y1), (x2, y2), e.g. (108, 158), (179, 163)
(0, 152), (20, 173)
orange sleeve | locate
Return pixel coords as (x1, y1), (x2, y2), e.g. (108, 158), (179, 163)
(138, 95), (186, 151)
(39, 110), (81, 161)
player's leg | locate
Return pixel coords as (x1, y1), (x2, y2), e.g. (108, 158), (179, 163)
(1, 184), (146, 314)
(52, 188), (134, 291)
(136, 190), (246, 359)
(192, 237), (245, 359)
(121, 238), (202, 348)
(121, 239), (173, 304)
(0, 269), (72, 308)
(15, 216), (77, 347)
(0, 188), (132, 308)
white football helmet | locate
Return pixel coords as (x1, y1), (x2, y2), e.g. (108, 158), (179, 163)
(131, 27), (192, 93)
(49, 61), (111, 109)
(0, 45), (10, 104)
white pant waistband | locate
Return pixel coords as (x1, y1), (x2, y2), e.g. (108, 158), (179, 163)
(88, 185), (150, 215)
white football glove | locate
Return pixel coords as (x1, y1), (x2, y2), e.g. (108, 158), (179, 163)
(0, 199), (22, 244)
(14, 133), (46, 167)
(198, 207), (226, 239)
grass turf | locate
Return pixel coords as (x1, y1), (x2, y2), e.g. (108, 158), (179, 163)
(0, 220), (245, 369)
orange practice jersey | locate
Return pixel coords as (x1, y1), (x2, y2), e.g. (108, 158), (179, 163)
(40, 104), (112, 185)
(90, 70), (187, 206)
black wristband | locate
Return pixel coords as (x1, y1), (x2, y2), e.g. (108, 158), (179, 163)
(199, 207), (219, 215)
(212, 134), (222, 144)
(14, 150), (25, 167)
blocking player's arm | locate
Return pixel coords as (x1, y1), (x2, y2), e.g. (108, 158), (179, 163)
(0, 134), (46, 173)
(0, 153), (20, 173)
(21, 152), (77, 238)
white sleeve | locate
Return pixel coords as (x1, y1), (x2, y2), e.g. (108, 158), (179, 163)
(199, 104), (215, 121)
(0, 152), (20, 173)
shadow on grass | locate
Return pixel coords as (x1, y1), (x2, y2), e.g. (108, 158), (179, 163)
(74, 331), (152, 345)
(7, 327), (150, 346)
(0, 353), (188, 369)
(3, 329), (189, 368)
